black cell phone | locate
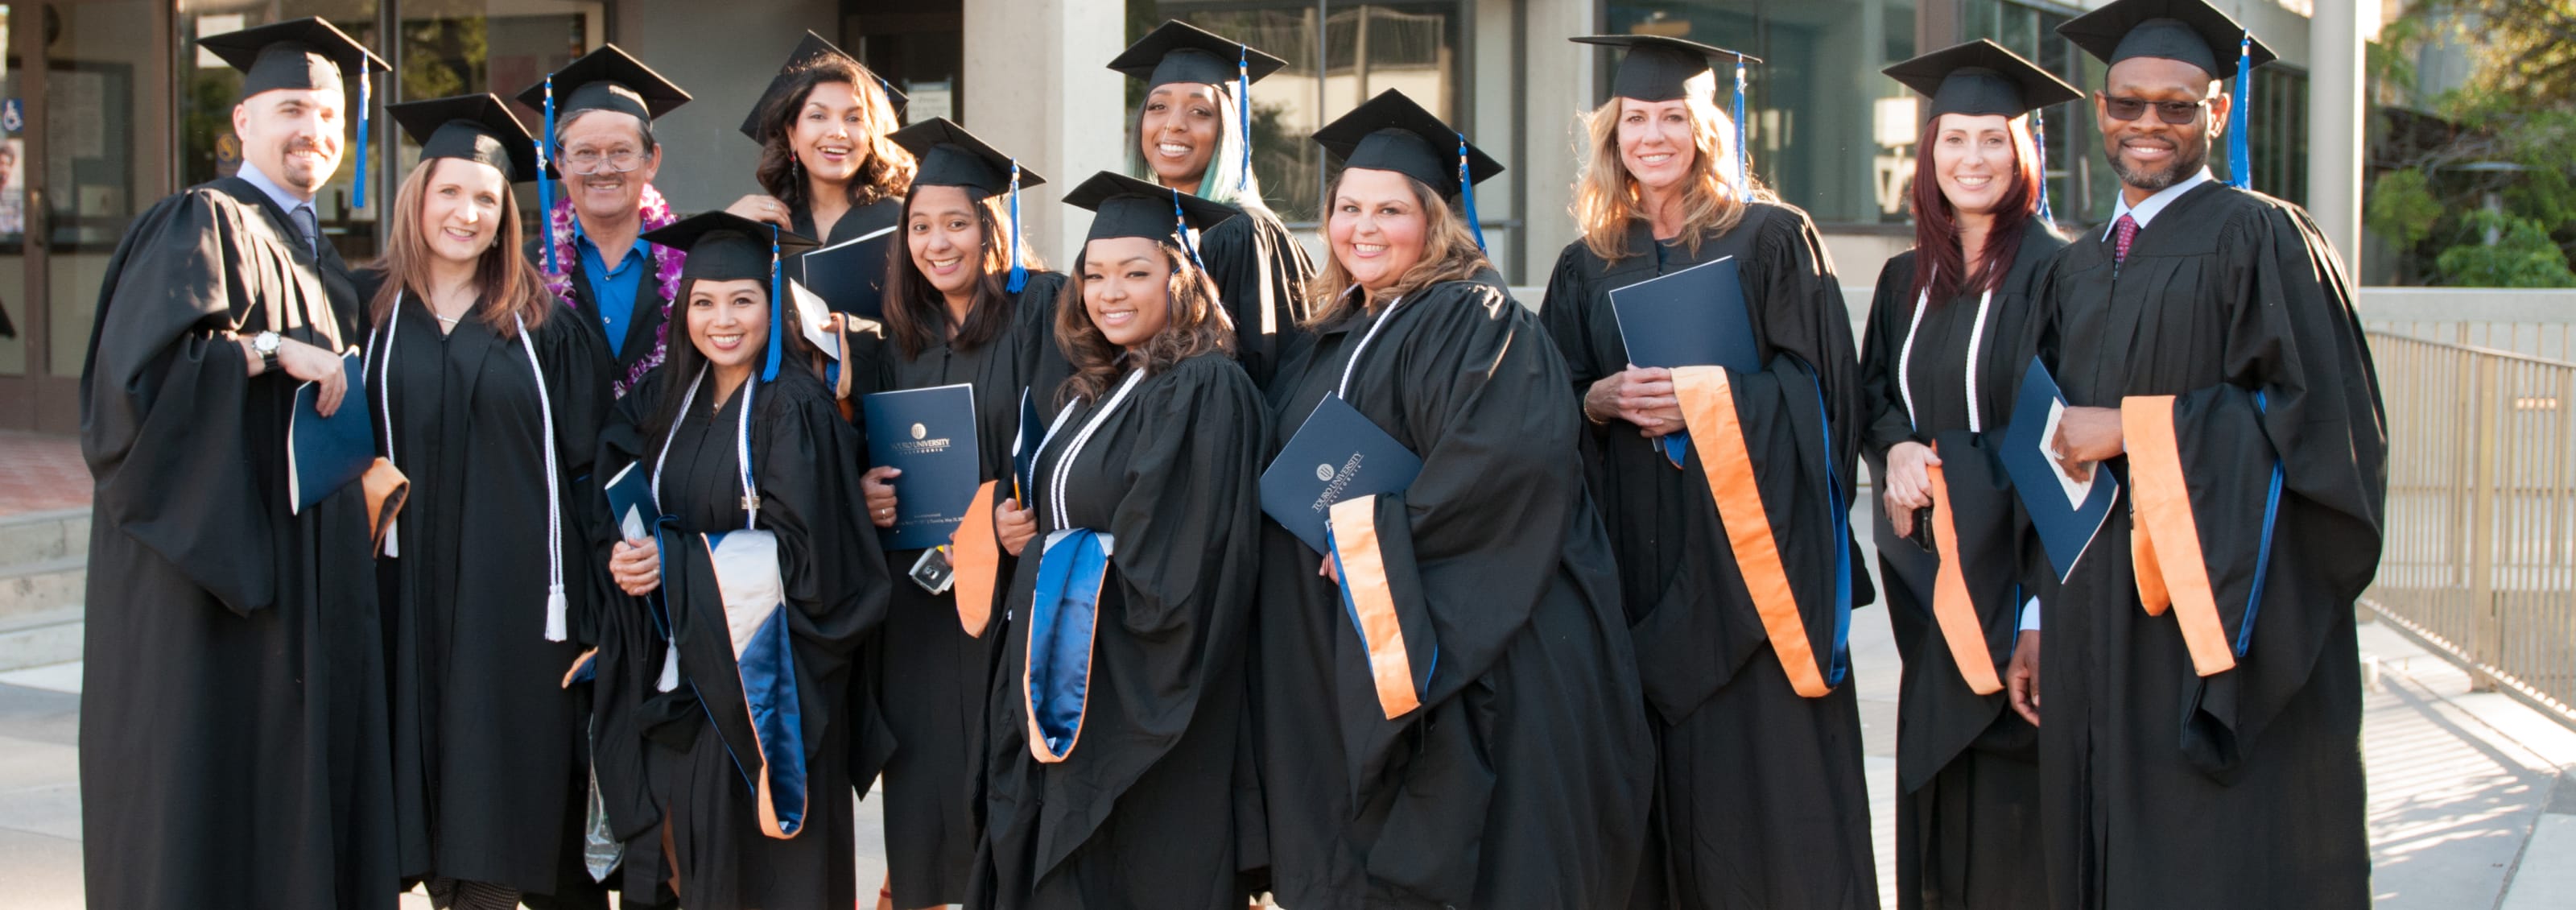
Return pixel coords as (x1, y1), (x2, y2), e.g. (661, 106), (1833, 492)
(1906, 505), (1937, 554)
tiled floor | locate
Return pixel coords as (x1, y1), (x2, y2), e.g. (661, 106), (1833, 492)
(0, 432), (86, 517)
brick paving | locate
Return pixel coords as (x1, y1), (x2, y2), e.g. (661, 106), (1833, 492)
(0, 432), (87, 517)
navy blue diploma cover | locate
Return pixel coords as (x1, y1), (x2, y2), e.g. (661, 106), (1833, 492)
(1608, 255), (1761, 374)
(797, 225), (897, 320)
(1999, 356), (2117, 581)
(603, 461), (658, 543)
(1261, 395), (1422, 554)
(288, 351), (374, 514)
(863, 383), (983, 551)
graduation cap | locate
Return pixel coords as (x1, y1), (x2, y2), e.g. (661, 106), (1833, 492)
(1311, 89), (1503, 250)
(1062, 171), (1241, 273)
(199, 18), (391, 209)
(1573, 34), (1761, 196)
(386, 93), (537, 184)
(518, 44), (690, 273)
(1109, 20), (1289, 194)
(737, 31), (909, 141)
(890, 117), (1046, 292)
(2058, 0), (2276, 189)
(1884, 40), (2083, 221)
(641, 211), (822, 382)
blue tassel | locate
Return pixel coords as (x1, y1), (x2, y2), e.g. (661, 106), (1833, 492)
(1171, 189), (1206, 274)
(1236, 47), (1253, 194)
(1006, 160), (1029, 293)
(353, 72), (369, 209)
(765, 224), (784, 382)
(1732, 56), (1749, 192)
(2033, 108), (2055, 224)
(2227, 35), (2252, 189)
(1456, 133), (1487, 253)
(540, 75), (558, 274)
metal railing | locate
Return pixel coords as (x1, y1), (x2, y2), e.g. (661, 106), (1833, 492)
(2364, 330), (2576, 727)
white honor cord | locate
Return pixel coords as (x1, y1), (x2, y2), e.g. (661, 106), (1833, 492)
(513, 313), (570, 642)
(1335, 290), (1407, 400)
(1897, 280), (1995, 434)
(650, 365), (760, 532)
(373, 300), (402, 556)
(1038, 370), (1146, 531)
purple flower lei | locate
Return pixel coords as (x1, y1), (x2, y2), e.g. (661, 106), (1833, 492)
(544, 184), (687, 397)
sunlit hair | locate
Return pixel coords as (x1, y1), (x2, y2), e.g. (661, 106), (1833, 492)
(1572, 89), (1771, 262)
(1908, 112), (2042, 309)
(1129, 81), (1269, 211)
(752, 60), (916, 214)
(367, 158), (551, 338)
(639, 276), (824, 445)
(1302, 171), (1491, 327)
(881, 184), (1046, 361)
(1055, 240), (1234, 405)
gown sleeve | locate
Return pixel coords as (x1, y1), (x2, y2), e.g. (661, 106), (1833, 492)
(1857, 253), (1923, 465)
(1536, 242), (1607, 410)
(539, 313), (617, 646)
(580, 369), (667, 850)
(1199, 206), (1315, 387)
(1323, 281), (1589, 720)
(755, 374), (891, 658)
(2120, 202), (2385, 776)
(80, 191), (276, 615)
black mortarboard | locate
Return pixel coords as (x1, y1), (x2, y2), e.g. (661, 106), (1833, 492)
(198, 17), (389, 98)
(1063, 170), (1240, 275)
(1311, 89), (1503, 200)
(1108, 19), (1289, 89)
(737, 31), (909, 141)
(891, 117), (1044, 291)
(2058, 0), (2277, 76)
(516, 43), (691, 126)
(890, 117), (1042, 196)
(1571, 34), (1757, 102)
(642, 212), (821, 381)
(1882, 39), (2083, 119)
(388, 94), (536, 183)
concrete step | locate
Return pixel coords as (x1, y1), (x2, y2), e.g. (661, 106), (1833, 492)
(0, 508), (89, 572)
(0, 606), (80, 672)
(0, 555), (84, 624)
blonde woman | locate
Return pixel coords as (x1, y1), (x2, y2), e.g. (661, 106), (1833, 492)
(1538, 35), (1874, 910)
(356, 94), (612, 910)
(1253, 89), (1650, 910)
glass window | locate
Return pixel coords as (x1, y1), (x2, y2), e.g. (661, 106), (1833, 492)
(1604, 1), (1920, 227)
(1959, 0), (2099, 225)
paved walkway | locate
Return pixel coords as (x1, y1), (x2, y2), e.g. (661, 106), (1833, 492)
(0, 432), (86, 517)
(1, 501), (2570, 908)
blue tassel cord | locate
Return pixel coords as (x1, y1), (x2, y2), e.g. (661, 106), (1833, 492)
(354, 72), (369, 209)
(765, 224), (785, 382)
(2227, 35), (2252, 189)
(1457, 134), (1487, 252)
(540, 74), (558, 274)
(1236, 46), (1254, 194)
(1006, 160), (1029, 292)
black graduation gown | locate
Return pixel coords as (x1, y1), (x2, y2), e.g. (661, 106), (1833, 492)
(534, 230), (674, 396)
(76, 176), (400, 909)
(1196, 201), (1315, 388)
(1536, 205), (1877, 910)
(970, 352), (1268, 909)
(1255, 273), (1653, 910)
(2031, 182), (2384, 909)
(862, 270), (1069, 908)
(601, 366), (890, 910)
(353, 278), (617, 904)
(1854, 228), (2065, 910)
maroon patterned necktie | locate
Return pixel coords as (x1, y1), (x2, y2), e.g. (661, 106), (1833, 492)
(2112, 213), (2140, 264)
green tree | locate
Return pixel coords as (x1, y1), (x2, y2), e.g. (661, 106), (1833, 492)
(2368, 1), (2576, 286)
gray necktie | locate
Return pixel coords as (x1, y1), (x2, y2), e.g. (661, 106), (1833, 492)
(291, 204), (320, 256)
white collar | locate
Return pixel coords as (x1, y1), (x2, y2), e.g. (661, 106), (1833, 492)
(2104, 167), (2213, 238)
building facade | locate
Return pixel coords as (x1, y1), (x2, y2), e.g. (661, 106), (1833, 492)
(0, 0), (2343, 432)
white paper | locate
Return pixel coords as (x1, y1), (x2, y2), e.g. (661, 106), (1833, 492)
(790, 279), (838, 360)
(2039, 398), (2094, 511)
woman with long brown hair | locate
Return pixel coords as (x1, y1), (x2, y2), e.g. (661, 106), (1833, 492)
(1859, 41), (2078, 910)
(968, 170), (1265, 909)
(592, 211), (889, 910)
(1253, 89), (1650, 909)
(852, 117), (1063, 910)
(726, 31), (916, 302)
(1536, 36), (1872, 909)
(354, 94), (613, 910)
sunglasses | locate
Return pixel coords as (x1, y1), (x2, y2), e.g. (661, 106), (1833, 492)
(2100, 94), (2207, 125)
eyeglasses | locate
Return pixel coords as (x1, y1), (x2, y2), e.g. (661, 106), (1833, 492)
(558, 147), (646, 175)
(2100, 95), (2207, 125)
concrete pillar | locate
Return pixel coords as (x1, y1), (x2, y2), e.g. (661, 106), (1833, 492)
(961, 0), (1126, 266)
(1517, 0), (1599, 288)
(2307, 0), (2369, 282)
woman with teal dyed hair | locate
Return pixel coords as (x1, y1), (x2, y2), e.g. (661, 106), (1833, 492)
(1107, 19), (1315, 388)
